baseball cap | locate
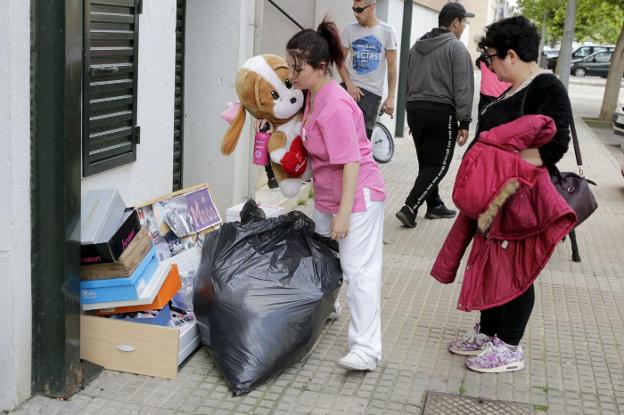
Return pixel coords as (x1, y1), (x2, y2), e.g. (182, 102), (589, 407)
(440, 2), (475, 19)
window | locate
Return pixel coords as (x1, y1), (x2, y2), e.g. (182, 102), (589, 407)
(595, 52), (611, 63)
(83, 0), (142, 176)
(573, 47), (592, 58)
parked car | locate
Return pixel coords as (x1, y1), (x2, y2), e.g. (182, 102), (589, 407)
(542, 47), (559, 59)
(570, 50), (614, 77)
(547, 45), (614, 70)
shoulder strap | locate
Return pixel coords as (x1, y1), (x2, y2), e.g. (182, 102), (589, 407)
(523, 74), (585, 177)
(569, 116), (584, 176)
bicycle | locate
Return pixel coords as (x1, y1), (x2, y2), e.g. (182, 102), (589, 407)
(371, 107), (395, 164)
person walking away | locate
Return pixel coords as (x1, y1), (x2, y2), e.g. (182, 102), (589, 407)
(433, 16), (573, 373)
(286, 19), (386, 371)
(475, 53), (510, 115)
(395, 2), (474, 228)
(338, 0), (398, 139)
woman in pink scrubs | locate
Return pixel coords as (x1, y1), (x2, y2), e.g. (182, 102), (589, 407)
(286, 19), (386, 371)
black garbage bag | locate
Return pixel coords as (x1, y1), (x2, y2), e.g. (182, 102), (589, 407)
(239, 199), (265, 223)
(193, 210), (342, 395)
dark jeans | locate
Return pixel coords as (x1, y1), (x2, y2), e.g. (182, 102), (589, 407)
(404, 107), (458, 211)
(341, 83), (381, 139)
(480, 285), (535, 346)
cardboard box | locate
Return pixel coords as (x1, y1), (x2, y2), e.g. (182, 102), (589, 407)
(226, 201), (284, 222)
(137, 183), (221, 259)
(81, 189), (127, 244)
(80, 315), (200, 379)
(80, 209), (142, 265)
(93, 264), (181, 315)
(81, 247), (200, 312)
(80, 227), (152, 280)
(80, 246), (158, 304)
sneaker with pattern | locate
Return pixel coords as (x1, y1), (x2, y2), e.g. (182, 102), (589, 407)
(448, 323), (491, 356)
(465, 337), (525, 373)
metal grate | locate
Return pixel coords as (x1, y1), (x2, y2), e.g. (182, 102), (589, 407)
(422, 391), (533, 415)
(83, 0), (141, 176)
(172, 0), (186, 191)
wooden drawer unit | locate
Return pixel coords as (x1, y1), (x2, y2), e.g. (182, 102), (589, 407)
(80, 315), (198, 379)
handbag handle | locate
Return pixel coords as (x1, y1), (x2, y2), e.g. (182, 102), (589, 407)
(569, 116), (585, 177)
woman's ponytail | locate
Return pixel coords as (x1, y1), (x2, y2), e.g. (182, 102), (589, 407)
(316, 19), (345, 69)
(287, 18), (345, 71)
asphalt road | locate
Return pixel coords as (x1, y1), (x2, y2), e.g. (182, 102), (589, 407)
(568, 75), (624, 119)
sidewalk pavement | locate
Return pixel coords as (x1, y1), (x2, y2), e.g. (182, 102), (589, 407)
(11, 118), (624, 414)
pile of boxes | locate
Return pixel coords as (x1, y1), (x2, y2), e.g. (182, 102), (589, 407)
(79, 188), (217, 379)
(78, 185), (287, 380)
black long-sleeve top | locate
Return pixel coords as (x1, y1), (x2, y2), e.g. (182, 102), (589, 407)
(473, 73), (572, 171)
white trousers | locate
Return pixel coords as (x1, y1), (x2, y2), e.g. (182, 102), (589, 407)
(313, 190), (384, 362)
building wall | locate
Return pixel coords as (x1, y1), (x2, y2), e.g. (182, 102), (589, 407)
(183, 0), (257, 215)
(0, 0), (32, 411)
(81, 0), (177, 207)
(464, 0), (490, 63)
(260, 0), (314, 56)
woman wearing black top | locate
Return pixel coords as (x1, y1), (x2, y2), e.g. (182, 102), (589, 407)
(447, 16), (572, 373)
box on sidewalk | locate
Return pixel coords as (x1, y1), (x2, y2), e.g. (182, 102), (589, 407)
(81, 227), (152, 280)
(81, 248), (200, 312)
(80, 209), (142, 265)
(137, 183), (221, 259)
(225, 201), (284, 222)
(92, 263), (181, 315)
(80, 245), (158, 304)
(81, 189), (127, 245)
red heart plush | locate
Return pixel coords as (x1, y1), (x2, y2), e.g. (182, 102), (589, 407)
(280, 136), (308, 177)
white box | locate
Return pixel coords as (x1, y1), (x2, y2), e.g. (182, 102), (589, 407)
(226, 201), (284, 222)
(81, 189), (127, 244)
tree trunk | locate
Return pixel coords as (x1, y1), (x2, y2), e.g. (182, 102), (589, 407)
(558, 0), (577, 89)
(599, 22), (624, 120)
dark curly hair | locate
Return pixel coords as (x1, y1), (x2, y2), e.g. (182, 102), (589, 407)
(286, 19), (345, 70)
(477, 16), (540, 62)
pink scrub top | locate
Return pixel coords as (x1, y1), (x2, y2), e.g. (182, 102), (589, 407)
(301, 80), (385, 214)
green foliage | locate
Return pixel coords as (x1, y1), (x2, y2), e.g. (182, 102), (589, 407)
(518, 0), (624, 44)
(533, 404), (550, 412)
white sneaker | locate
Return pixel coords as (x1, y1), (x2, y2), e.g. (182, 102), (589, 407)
(337, 350), (377, 371)
(326, 300), (341, 321)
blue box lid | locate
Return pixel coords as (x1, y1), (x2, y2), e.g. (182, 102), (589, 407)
(81, 246), (157, 289)
(80, 246), (158, 304)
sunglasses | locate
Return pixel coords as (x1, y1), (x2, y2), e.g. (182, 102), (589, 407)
(484, 52), (498, 66)
(352, 5), (371, 13)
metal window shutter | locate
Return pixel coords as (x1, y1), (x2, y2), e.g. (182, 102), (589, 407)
(83, 0), (141, 176)
(172, 0), (186, 191)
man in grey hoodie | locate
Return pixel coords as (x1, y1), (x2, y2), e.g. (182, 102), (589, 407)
(396, 2), (474, 228)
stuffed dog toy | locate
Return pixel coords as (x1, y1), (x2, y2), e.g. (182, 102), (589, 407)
(220, 54), (310, 198)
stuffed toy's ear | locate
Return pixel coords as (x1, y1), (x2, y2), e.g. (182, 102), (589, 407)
(220, 104), (246, 155)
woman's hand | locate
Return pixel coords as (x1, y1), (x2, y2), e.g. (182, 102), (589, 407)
(346, 82), (364, 102)
(254, 119), (272, 133)
(456, 129), (469, 146)
(331, 211), (350, 240)
(520, 147), (543, 166)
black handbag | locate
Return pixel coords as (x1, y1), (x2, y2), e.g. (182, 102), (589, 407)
(551, 117), (598, 226)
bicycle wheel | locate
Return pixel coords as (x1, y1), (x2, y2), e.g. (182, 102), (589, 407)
(371, 121), (394, 163)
